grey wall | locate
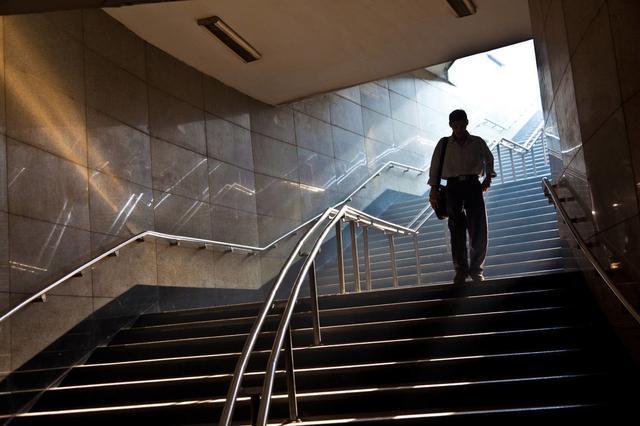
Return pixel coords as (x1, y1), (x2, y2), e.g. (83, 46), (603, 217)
(0, 9), (477, 377)
(529, 0), (640, 335)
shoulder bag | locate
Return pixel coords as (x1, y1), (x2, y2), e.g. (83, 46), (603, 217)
(434, 137), (448, 220)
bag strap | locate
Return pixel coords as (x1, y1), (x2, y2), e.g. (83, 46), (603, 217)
(436, 137), (448, 186)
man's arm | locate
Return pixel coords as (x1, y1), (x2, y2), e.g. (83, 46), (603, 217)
(481, 139), (497, 192)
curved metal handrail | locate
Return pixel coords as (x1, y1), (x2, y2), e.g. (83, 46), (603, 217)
(218, 205), (417, 425)
(0, 161), (426, 325)
(543, 178), (640, 325)
(217, 205), (346, 425)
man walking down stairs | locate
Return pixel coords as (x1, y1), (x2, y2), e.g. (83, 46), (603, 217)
(314, 175), (573, 293)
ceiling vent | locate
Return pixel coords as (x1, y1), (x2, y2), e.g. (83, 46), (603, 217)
(446, 0), (476, 18)
(197, 16), (261, 63)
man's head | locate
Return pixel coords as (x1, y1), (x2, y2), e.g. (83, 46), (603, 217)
(449, 109), (468, 139)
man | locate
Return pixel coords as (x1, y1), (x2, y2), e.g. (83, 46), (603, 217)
(428, 109), (496, 284)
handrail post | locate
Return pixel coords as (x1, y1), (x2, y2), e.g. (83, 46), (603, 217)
(284, 325), (299, 422)
(413, 234), (421, 286)
(521, 153), (527, 179)
(308, 260), (322, 345)
(363, 226), (372, 291)
(335, 222), (346, 294)
(349, 221), (361, 292)
(531, 148), (537, 176)
(497, 145), (504, 184)
(387, 233), (398, 288)
(509, 149), (516, 181)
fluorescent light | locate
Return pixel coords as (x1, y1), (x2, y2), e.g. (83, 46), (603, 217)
(198, 16), (261, 63)
(446, 0), (476, 18)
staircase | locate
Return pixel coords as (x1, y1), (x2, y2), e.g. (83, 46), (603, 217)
(1, 134), (633, 424)
(2, 273), (633, 424)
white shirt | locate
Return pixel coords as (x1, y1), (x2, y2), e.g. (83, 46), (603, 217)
(428, 133), (496, 186)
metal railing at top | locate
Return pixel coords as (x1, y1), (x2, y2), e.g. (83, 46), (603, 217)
(0, 161), (426, 325)
(218, 204), (419, 426)
(542, 178), (640, 326)
(489, 127), (547, 185)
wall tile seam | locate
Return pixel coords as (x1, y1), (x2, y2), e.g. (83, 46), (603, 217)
(5, 52), (87, 107)
(578, 103), (627, 149)
(83, 44), (147, 90)
(148, 128), (208, 159)
(388, 89), (420, 107)
(82, 44), (144, 81)
(4, 137), (159, 204)
(81, 9), (98, 307)
(1, 24), (7, 223)
(584, 210), (640, 243)
(83, 40), (251, 134)
(541, 7), (573, 114)
(552, 1), (622, 130)
(80, 104), (257, 180)
(209, 200), (259, 217)
(556, 144), (585, 178)
(4, 65), (88, 121)
(205, 109), (252, 133)
(296, 101), (396, 128)
(291, 110), (335, 156)
(621, 88), (640, 111)
(147, 82), (208, 127)
(334, 91), (361, 105)
(42, 11), (85, 44)
(540, 0), (552, 29)
(5, 212), (144, 241)
(252, 119), (386, 161)
(83, 39), (205, 113)
(560, 0), (608, 59)
(6, 290), (95, 299)
(601, 0), (640, 215)
(2, 15), (12, 333)
(256, 210), (305, 225)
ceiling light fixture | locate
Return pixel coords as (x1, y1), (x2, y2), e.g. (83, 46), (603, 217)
(197, 16), (261, 63)
(445, 0), (477, 18)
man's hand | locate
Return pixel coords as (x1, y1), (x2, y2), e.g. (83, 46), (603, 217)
(429, 187), (440, 209)
(481, 177), (492, 192)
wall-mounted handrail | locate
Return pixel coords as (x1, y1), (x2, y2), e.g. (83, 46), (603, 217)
(0, 161), (427, 325)
(218, 205), (419, 425)
(543, 178), (640, 326)
(0, 230), (260, 324)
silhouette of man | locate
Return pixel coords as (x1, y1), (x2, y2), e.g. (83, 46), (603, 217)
(428, 109), (496, 284)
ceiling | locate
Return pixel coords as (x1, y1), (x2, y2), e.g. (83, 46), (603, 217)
(106, 0), (532, 105)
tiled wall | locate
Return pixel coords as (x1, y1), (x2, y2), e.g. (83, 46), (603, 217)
(529, 0), (640, 321)
(0, 9), (476, 375)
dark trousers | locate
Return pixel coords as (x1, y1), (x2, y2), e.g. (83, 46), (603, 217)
(445, 178), (488, 274)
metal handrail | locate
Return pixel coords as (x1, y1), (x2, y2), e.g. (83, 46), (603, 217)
(218, 205), (418, 425)
(0, 161), (426, 325)
(0, 230), (265, 324)
(543, 178), (640, 325)
(217, 205), (345, 425)
(271, 162), (424, 250)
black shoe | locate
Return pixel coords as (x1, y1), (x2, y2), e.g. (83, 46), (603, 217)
(453, 271), (468, 284)
(470, 273), (485, 283)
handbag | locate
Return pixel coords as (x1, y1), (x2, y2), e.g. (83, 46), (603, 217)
(433, 137), (448, 220)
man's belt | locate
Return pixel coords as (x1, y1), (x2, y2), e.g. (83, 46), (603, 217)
(446, 175), (478, 182)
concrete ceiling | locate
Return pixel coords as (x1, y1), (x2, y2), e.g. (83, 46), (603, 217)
(106, 0), (532, 105)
